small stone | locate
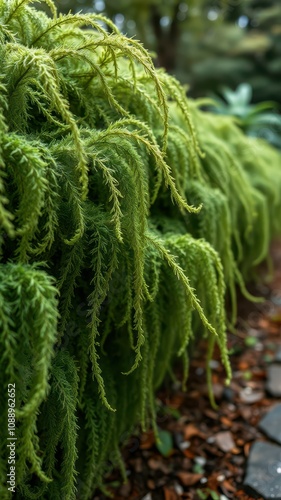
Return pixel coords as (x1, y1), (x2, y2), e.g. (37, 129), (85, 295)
(255, 342), (264, 352)
(212, 383), (224, 400)
(214, 431), (235, 452)
(227, 403), (236, 412)
(194, 456), (207, 467)
(222, 386), (235, 402)
(209, 359), (220, 369)
(142, 494), (152, 500)
(240, 387), (264, 404)
(179, 441), (191, 451)
(244, 441), (281, 499)
(267, 365), (281, 397)
(271, 293), (281, 306)
(174, 483), (184, 495)
(259, 404), (281, 445)
(174, 431), (184, 449)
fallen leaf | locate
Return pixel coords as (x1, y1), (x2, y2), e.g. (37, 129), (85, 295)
(238, 360), (250, 370)
(166, 394), (185, 409)
(177, 471), (203, 486)
(147, 458), (170, 474)
(140, 431), (155, 450)
(146, 479), (155, 490)
(244, 442), (251, 456)
(222, 478), (236, 493)
(164, 487), (180, 500)
(231, 447), (241, 455)
(183, 423), (205, 440)
(220, 416), (232, 427)
(182, 448), (195, 459)
(204, 409), (219, 420)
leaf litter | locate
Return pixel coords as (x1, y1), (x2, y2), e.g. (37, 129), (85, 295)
(94, 240), (281, 500)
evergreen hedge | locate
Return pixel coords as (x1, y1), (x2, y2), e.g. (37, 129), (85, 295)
(0, 1), (281, 498)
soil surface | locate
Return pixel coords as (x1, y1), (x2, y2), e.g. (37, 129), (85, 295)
(94, 240), (281, 500)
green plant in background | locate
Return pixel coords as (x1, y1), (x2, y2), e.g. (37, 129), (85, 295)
(54, 0), (281, 106)
(210, 83), (281, 149)
(0, 1), (281, 499)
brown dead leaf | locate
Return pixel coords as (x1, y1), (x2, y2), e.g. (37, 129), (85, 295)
(258, 317), (271, 330)
(222, 479), (236, 493)
(182, 448), (195, 459)
(204, 408), (219, 420)
(252, 369), (266, 380)
(148, 458), (170, 474)
(238, 361), (249, 371)
(140, 431), (155, 449)
(207, 473), (220, 491)
(177, 471), (203, 486)
(183, 423), (205, 440)
(167, 394), (186, 409)
(244, 442), (251, 457)
(164, 486), (180, 500)
(220, 416), (232, 427)
(189, 390), (200, 398)
(231, 447), (241, 455)
(147, 479), (156, 490)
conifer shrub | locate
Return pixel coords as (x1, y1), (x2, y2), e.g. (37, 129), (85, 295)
(0, 1), (281, 498)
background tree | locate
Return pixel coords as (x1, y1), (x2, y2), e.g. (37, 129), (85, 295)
(55, 0), (281, 104)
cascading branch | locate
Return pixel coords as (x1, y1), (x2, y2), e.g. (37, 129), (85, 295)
(0, 0), (281, 498)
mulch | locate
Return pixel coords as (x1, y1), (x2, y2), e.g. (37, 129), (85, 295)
(94, 240), (281, 500)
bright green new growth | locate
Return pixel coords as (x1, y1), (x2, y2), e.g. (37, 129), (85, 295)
(0, 1), (281, 498)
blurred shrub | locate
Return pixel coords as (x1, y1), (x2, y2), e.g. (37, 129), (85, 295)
(54, 0), (281, 104)
(210, 83), (281, 149)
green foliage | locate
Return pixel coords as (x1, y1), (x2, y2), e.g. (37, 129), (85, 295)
(55, 0), (281, 106)
(210, 83), (281, 149)
(156, 428), (173, 457)
(0, 1), (281, 499)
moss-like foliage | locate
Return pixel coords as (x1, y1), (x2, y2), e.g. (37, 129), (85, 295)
(0, 1), (281, 498)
